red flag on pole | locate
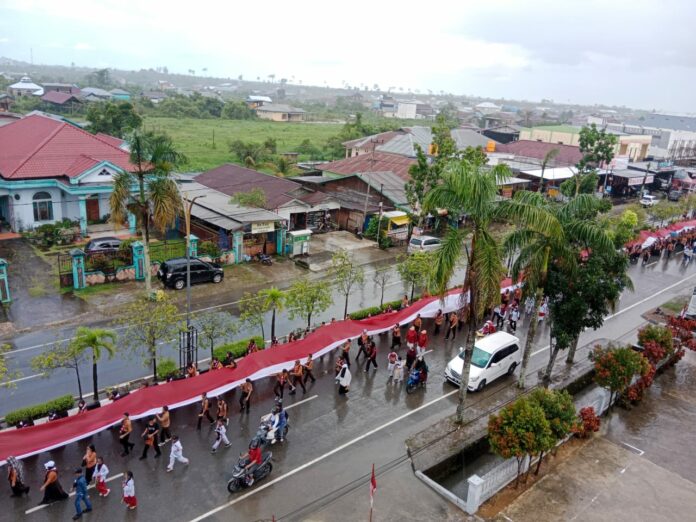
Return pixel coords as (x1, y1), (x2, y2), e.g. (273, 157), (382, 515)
(370, 463), (377, 508)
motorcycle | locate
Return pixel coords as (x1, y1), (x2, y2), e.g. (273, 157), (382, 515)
(254, 253), (273, 266)
(406, 368), (427, 394)
(254, 411), (290, 447)
(227, 452), (274, 493)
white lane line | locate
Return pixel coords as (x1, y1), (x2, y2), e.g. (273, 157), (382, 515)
(25, 473), (124, 515)
(7, 373), (44, 384)
(621, 442), (645, 456)
(188, 389), (459, 522)
(284, 394), (318, 410)
(530, 270), (696, 358)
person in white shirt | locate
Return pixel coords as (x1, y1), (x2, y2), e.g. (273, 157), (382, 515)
(166, 435), (189, 472)
(387, 351), (398, 382)
(94, 457), (110, 496)
(393, 356), (404, 384)
(211, 419), (231, 453)
(122, 471), (136, 510)
(336, 363), (351, 396)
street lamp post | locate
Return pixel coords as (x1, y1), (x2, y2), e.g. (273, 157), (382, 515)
(180, 193), (205, 370)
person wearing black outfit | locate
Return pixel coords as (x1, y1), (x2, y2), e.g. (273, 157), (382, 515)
(139, 418), (161, 460)
(196, 393), (214, 430)
(364, 341), (378, 372)
(390, 324), (402, 349)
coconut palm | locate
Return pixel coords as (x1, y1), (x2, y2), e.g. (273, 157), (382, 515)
(503, 192), (614, 389)
(538, 148), (560, 194)
(259, 287), (286, 340)
(110, 130), (186, 293)
(71, 326), (117, 401)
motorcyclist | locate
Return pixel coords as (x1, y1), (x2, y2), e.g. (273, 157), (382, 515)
(270, 404), (288, 443)
(414, 356), (428, 385)
(241, 439), (263, 486)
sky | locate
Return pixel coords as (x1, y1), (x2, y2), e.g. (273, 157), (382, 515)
(1, 0), (695, 112)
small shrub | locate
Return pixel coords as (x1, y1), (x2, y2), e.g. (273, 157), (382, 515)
(157, 358), (179, 381)
(213, 336), (265, 361)
(199, 240), (222, 260)
(119, 238), (136, 252)
(573, 406), (600, 438)
(5, 394), (74, 426)
(381, 300), (402, 312)
(637, 324), (673, 356)
(349, 306), (383, 320)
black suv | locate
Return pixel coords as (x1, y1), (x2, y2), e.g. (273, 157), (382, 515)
(157, 257), (224, 290)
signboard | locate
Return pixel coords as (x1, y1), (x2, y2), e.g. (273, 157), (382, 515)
(612, 156), (629, 170)
(251, 221), (275, 234)
(628, 175), (653, 186)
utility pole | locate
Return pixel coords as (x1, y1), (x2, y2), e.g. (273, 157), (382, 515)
(375, 182), (384, 247)
(639, 162), (652, 199)
(183, 193), (206, 328)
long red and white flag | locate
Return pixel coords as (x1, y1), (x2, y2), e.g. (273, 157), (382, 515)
(370, 463), (377, 508)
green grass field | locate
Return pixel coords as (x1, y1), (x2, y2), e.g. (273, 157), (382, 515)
(143, 117), (344, 171)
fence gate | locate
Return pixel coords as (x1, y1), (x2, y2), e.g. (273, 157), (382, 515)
(57, 253), (73, 288)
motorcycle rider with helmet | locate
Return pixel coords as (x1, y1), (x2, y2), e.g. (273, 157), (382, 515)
(241, 440), (263, 486)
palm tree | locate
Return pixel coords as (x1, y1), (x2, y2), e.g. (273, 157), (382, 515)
(71, 326), (117, 401)
(259, 287), (285, 340)
(538, 148), (560, 194)
(110, 131), (186, 293)
(503, 193), (613, 389)
(424, 158), (511, 424)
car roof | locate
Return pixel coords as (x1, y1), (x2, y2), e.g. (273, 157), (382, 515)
(90, 236), (120, 242)
(474, 331), (520, 353)
(163, 257), (203, 265)
(413, 235), (439, 241)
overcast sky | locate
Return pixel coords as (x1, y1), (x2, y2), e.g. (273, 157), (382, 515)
(1, 0), (694, 112)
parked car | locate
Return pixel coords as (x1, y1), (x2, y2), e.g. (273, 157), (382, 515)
(407, 235), (442, 254)
(668, 190), (683, 202)
(157, 257), (224, 290)
(640, 194), (658, 207)
(85, 236), (122, 253)
(444, 332), (521, 391)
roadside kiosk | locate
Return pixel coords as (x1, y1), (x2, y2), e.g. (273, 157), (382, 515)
(287, 229), (312, 258)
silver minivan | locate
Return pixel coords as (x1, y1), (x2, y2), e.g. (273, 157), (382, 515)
(444, 332), (522, 391)
(407, 235), (441, 254)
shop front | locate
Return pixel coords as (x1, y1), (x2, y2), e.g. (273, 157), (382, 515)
(242, 221), (279, 258)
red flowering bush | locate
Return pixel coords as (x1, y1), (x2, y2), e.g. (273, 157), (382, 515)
(573, 407), (601, 438)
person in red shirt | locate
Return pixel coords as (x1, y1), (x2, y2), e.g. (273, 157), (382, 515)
(243, 440), (263, 486)
(417, 329), (428, 356)
(406, 326), (418, 349)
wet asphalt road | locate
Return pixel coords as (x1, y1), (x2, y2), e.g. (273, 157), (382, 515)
(6, 247), (696, 522)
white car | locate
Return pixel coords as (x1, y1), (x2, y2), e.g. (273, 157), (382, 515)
(444, 332), (521, 391)
(640, 194), (658, 207)
(407, 235), (441, 254)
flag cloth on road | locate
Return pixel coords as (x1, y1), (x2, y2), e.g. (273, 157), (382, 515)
(370, 463), (377, 507)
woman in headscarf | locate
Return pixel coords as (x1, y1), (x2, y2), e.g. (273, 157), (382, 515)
(7, 456), (30, 497)
(39, 460), (68, 504)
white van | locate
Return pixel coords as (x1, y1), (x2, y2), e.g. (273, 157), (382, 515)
(444, 332), (521, 391)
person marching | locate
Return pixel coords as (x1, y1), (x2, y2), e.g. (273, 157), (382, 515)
(336, 362), (351, 396)
(139, 417), (161, 460)
(7, 456), (30, 497)
(166, 435), (190, 472)
(156, 405), (172, 446)
(356, 330), (370, 361)
(390, 323), (402, 349)
(393, 355), (404, 384)
(406, 325), (418, 350)
(216, 397), (229, 426)
(211, 418), (232, 454)
(94, 456), (110, 497)
(290, 360), (306, 394)
(417, 328), (428, 357)
(118, 413), (135, 457)
(433, 310), (444, 335)
(197, 392), (214, 430)
(121, 471), (137, 510)
(71, 468), (92, 520)
(303, 354), (317, 384)
(274, 369), (291, 398)
(240, 378), (253, 412)
(82, 444), (97, 483)
(387, 349), (398, 382)
(365, 341), (378, 372)
(508, 304), (520, 333)
(39, 460), (68, 505)
(341, 339), (352, 367)
(445, 311), (458, 340)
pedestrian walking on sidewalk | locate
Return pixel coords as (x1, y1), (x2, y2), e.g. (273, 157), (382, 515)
(139, 417), (161, 460)
(391, 323), (402, 348)
(94, 457), (110, 497)
(82, 444), (97, 483)
(433, 310), (444, 335)
(197, 392), (214, 430)
(240, 379), (253, 412)
(7, 456), (29, 497)
(166, 435), (189, 472)
(118, 413), (135, 457)
(274, 369), (291, 398)
(211, 419), (231, 453)
(445, 312), (458, 340)
(156, 406), (172, 446)
(290, 360), (306, 394)
(304, 354), (317, 384)
(121, 471), (136, 510)
(417, 329), (428, 357)
(365, 341), (378, 372)
(71, 468), (92, 520)
(387, 350), (398, 382)
(524, 296), (535, 316)
(39, 461), (68, 505)
(216, 397), (228, 425)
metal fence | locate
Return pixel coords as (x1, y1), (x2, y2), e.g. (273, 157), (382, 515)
(57, 253), (73, 288)
(84, 249), (134, 277)
(147, 240), (187, 264)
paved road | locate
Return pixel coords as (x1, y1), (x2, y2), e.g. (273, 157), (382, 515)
(2, 263), (467, 415)
(6, 250), (696, 522)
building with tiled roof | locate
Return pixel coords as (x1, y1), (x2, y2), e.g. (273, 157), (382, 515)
(0, 113), (135, 233)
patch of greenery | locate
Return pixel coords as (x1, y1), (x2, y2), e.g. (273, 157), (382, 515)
(5, 394), (74, 426)
(213, 336), (265, 361)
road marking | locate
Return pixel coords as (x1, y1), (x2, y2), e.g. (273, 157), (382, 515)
(25, 473), (124, 515)
(188, 389), (459, 522)
(621, 442), (645, 456)
(284, 394), (318, 410)
(530, 270), (696, 358)
(7, 373), (43, 384)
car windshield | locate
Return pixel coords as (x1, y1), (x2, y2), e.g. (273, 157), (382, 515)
(459, 347), (492, 368)
(409, 238), (422, 246)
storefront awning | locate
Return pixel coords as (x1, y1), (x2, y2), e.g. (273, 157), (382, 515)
(389, 215), (410, 226)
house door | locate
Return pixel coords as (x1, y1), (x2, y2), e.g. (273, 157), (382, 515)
(86, 197), (100, 222)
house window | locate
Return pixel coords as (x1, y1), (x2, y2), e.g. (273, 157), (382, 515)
(32, 191), (54, 222)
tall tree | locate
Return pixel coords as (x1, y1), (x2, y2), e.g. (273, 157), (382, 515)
(110, 131), (186, 293)
(565, 124), (618, 197)
(239, 291), (268, 340)
(286, 278), (332, 327)
(331, 250), (365, 319)
(0, 343), (20, 388)
(405, 145), (439, 223)
(396, 252), (434, 302)
(538, 148), (560, 194)
(116, 294), (182, 379)
(86, 101), (142, 138)
(259, 287), (286, 340)
(70, 327), (117, 401)
(32, 340), (87, 398)
(197, 311), (235, 360)
(373, 266), (393, 307)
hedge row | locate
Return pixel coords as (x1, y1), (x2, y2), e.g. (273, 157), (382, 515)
(5, 394), (74, 426)
(213, 336), (265, 362)
(349, 300), (403, 321)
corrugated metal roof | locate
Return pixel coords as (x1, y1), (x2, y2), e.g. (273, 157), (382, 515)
(356, 171), (408, 207)
(450, 128), (492, 149)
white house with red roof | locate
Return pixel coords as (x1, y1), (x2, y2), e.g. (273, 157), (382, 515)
(0, 112), (135, 234)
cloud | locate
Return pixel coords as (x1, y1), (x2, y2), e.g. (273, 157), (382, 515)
(73, 42), (93, 51)
(0, 37), (8, 43)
